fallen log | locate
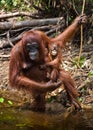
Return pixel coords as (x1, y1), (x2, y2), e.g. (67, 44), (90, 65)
(0, 32), (23, 49)
(0, 25), (54, 37)
(0, 12), (37, 20)
(46, 25), (63, 35)
(0, 24), (64, 49)
(0, 17), (65, 30)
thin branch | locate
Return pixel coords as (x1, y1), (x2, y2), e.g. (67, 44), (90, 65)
(72, 0), (79, 15)
(7, 31), (14, 47)
(0, 54), (10, 58)
(78, 0), (86, 65)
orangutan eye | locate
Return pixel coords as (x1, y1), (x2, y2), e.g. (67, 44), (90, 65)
(26, 42), (39, 52)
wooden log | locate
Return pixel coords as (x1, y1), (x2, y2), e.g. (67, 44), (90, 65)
(0, 33), (23, 49)
(0, 12), (36, 19)
(0, 17), (65, 30)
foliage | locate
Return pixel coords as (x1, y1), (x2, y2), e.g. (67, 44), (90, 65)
(0, 97), (13, 105)
(78, 97), (83, 102)
(73, 56), (86, 67)
(0, 0), (93, 20)
(47, 96), (56, 103)
(88, 70), (93, 77)
(32, 0), (93, 19)
(0, 97), (4, 103)
(0, 0), (33, 12)
(7, 100), (13, 105)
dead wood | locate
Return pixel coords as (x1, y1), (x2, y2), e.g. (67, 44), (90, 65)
(7, 31), (14, 47)
(0, 25), (54, 37)
(0, 12), (38, 20)
(0, 25), (63, 49)
(0, 32), (23, 49)
(0, 17), (64, 30)
(46, 25), (64, 35)
(0, 16), (65, 49)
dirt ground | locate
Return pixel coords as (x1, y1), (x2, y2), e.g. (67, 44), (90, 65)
(0, 49), (9, 89)
(0, 43), (93, 109)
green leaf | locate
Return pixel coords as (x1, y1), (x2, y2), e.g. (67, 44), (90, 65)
(73, 56), (86, 67)
(80, 88), (85, 93)
(13, 1), (17, 6)
(1, 0), (5, 4)
(47, 96), (56, 103)
(0, 97), (4, 103)
(88, 70), (93, 77)
(78, 97), (83, 102)
(8, 100), (13, 105)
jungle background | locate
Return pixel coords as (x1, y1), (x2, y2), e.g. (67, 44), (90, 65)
(0, 0), (93, 110)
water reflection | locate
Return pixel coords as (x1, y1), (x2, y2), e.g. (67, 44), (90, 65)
(0, 108), (93, 130)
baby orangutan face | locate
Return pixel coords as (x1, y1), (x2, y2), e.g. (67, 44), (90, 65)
(49, 44), (58, 57)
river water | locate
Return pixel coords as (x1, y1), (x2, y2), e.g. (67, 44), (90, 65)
(0, 108), (93, 130)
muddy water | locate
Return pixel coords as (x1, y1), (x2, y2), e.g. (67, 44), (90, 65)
(0, 108), (93, 130)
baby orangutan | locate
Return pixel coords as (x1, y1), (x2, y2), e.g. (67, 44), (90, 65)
(41, 41), (81, 109)
(41, 42), (62, 82)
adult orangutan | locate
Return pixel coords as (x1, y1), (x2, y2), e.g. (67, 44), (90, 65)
(9, 31), (63, 111)
(9, 14), (87, 111)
